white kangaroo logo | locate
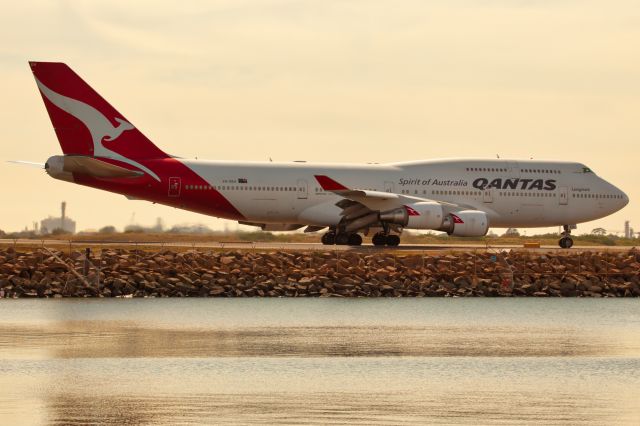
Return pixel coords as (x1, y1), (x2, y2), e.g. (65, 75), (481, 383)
(35, 78), (160, 181)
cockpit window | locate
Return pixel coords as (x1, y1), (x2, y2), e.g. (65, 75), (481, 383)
(582, 167), (593, 173)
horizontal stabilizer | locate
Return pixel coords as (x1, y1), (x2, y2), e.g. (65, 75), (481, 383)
(46, 155), (145, 179)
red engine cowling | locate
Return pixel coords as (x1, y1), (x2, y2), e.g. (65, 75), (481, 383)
(440, 210), (489, 237)
(405, 202), (445, 230)
(379, 202), (445, 230)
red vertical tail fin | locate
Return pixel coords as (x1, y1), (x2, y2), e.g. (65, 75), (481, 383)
(30, 62), (168, 180)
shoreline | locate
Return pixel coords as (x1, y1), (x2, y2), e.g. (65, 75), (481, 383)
(1, 247), (639, 298)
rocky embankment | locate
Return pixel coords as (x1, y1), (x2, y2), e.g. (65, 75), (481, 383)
(0, 247), (639, 298)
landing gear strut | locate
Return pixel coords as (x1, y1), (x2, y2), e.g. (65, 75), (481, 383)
(559, 225), (574, 249)
(372, 232), (400, 247)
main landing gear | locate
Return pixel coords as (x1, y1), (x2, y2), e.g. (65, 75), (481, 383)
(320, 225), (400, 247)
(372, 232), (400, 247)
(559, 224), (574, 249)
(321, 230), (363, 246)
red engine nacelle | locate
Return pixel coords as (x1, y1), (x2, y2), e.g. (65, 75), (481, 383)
(379, 202), (445, 230)
(405, 202), (445, 230)
(440, 210), (489, 237)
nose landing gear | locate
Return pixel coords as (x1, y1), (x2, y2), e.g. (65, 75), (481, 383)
(558, 225), (574, 248)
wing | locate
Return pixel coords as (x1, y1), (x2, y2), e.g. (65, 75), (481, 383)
(312, 174), (473, 233)
(314, 174), (460, 212)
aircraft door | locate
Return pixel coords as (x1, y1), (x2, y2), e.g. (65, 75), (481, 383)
(559, 186), (568, 205)
(168, 177), (181, 197)
(297, 179), (308, 199)
(507, 160), (520, 175)
(384, 181), (395, 193)
(483, 189), (493, 203)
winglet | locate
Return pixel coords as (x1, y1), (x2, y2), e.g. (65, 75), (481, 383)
(314, 175), (349, 191)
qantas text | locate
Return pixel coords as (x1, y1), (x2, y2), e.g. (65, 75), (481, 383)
(473, 178), (556, 191)
(398, 177), (556, 191)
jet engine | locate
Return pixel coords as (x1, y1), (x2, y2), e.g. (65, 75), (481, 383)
(439, 210), (489, 237)
(379, 202), (445, 230)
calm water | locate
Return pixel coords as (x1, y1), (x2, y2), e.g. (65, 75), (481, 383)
(0, 299), (639, 425)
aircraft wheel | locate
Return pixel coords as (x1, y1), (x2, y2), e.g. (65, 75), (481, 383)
(559, 237), (574, 248)
(335, 233), (350, 245)
(386, 235), (400, 247)
(348, 233), (363, 246)
(559, 225), (574, 249)
(321, 232), (335, 245)
(372, 233), (387, 246)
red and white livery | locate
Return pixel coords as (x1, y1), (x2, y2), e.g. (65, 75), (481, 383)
(27, 62), (628, 248)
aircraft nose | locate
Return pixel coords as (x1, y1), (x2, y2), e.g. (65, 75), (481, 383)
(621, 189), (629, 207)
(612, 184), (629, 209)
(604, 180), (628, 212)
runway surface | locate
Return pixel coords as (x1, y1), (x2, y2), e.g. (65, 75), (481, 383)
(0, 238), (634, 253)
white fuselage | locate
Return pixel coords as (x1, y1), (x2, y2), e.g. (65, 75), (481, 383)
(181, 158), (628, 229)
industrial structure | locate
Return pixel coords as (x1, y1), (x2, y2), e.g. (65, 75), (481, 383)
(40, 201), (76, 234)
(623, 220), (636, 239)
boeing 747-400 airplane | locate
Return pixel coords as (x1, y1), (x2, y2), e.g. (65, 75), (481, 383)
(22, 62), (628, 247)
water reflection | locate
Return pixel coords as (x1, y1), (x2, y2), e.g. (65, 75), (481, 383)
(32, 358), (640, 425)
(41, 390), (630, 425)
(1, 321), (636, 359)
(0, 299), (638, 425)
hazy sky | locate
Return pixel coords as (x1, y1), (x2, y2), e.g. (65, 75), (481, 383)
(2, 0), (639, 235)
